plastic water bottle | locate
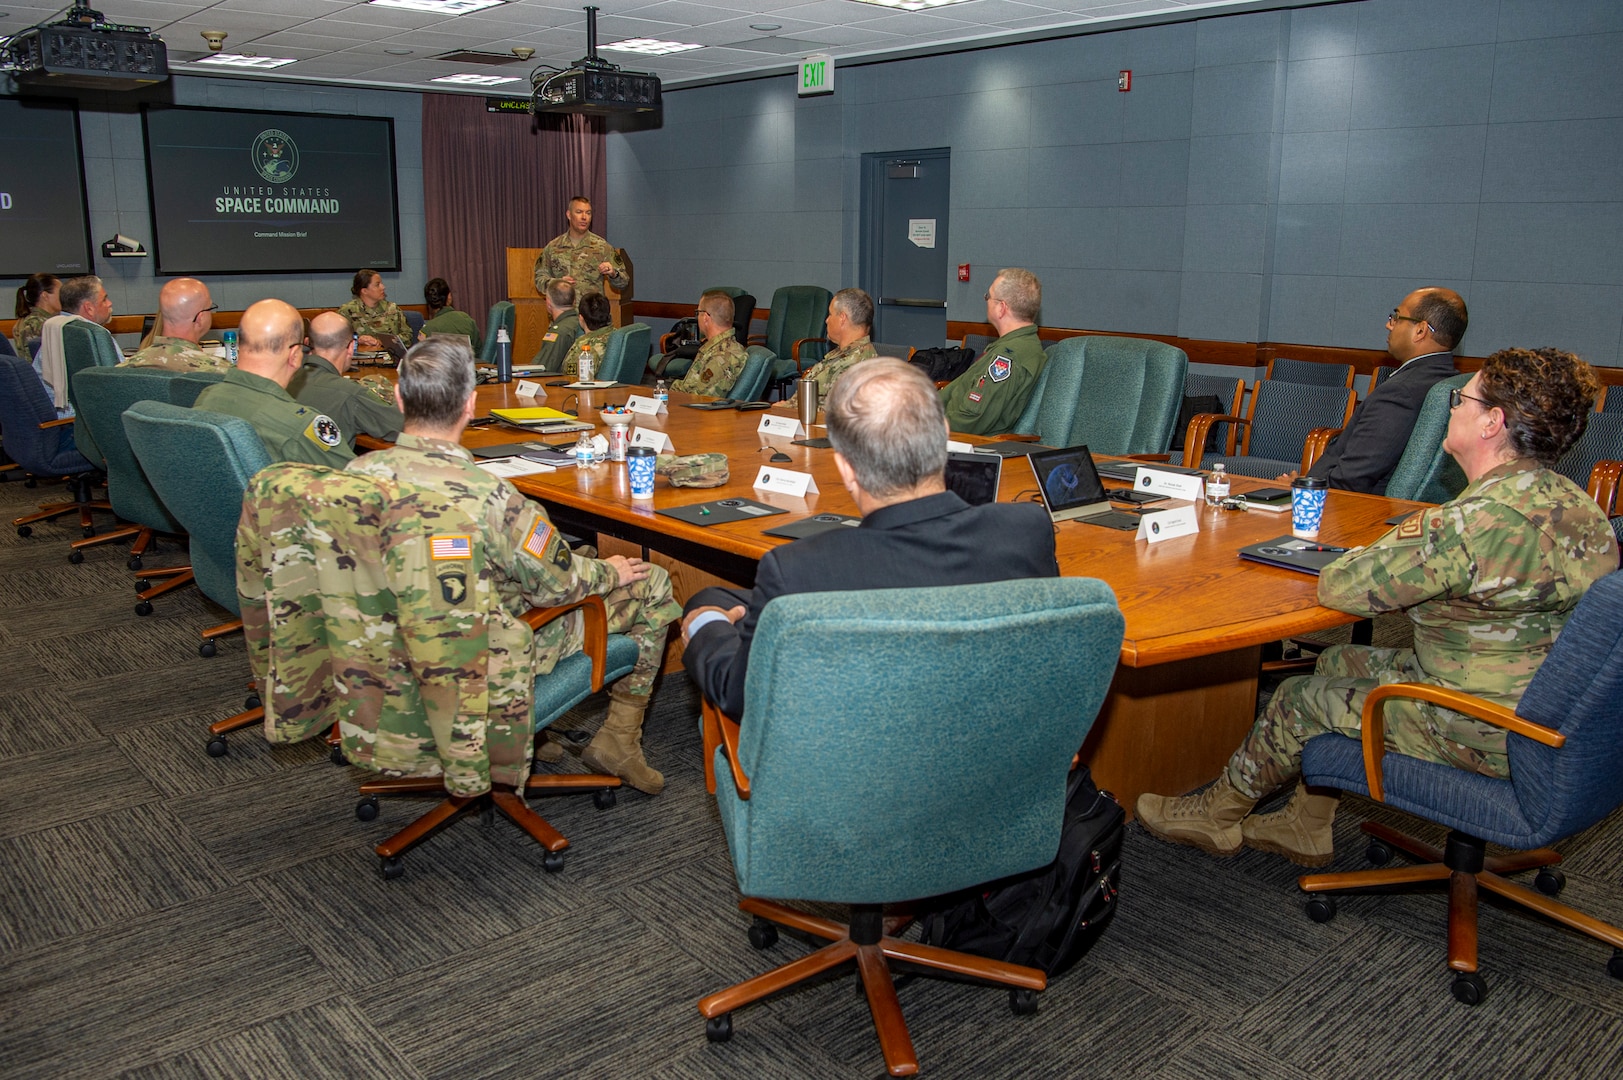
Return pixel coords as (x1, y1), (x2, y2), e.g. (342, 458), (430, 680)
(578, 342), (595, 384)
(495, 327), (512, 383)
(654, 378), (668, 406)
(573, 431), (596, 466)
(1205, 462), (1230, 506)
(222, 329), (238, 364)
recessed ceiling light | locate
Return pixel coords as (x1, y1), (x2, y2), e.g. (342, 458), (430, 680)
(430, 73), (522, 85)
(384, 47), (413, 55)
(193, 54), (298, 69)
(845, 0), (974, 9)
(601, 38), (703, 56)
(749, 23), (781, 31)
(370, 0), (504, 14)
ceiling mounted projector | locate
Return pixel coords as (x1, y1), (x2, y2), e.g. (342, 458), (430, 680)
(530, 6), (661, 117)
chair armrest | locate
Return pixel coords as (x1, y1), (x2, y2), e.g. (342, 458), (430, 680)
(1300, 427), (1342, 474)
(791, 337), (831, 371)
(523, 595), (609, 690)
(700, 696), (750, 799)
(1586, 460), (1622, 515)
(659, 331), (677, 354)
(746, 334), (766, 347)
(1357, 683), (1565, 803)
(998, 433), (1042, 443)
(40, 417), (75, 429)
(1181, 414), (1248, 469)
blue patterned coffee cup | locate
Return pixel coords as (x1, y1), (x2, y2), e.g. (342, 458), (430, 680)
(1291, 476), (1329, 538)
(627, 446), (656, 499)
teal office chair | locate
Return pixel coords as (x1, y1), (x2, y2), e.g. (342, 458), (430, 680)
(0, 356), (114, 537)
(697, 579), (1125, 1076)
(754, 285), (831, 398)
(122, 400), (270, 668)
(166, 372), (226, 407)
(1383, 373), (1471, 503)
(478, 301), (517, 366)
(403, 309), (424, 341)
(62, 320), (122, 467)
(1266, 356), (1355, 388)
(595, 322), (651, 384)
(726, 346), (777, 403)
(1183, 380), (1357, 478)
(1555, 412), (1623, 499)
(1013, 336), (1188, 455)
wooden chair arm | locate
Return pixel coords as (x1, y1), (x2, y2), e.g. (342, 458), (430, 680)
(40, 417), (76, 429)
(746, 334), (766, 347)
(999, 433), (1043, 443)
(1586, 460), (1622, 516)
(700, 696), (750, 799)
(659, 330), (678, 354)
(523, 595), (610, 691)
(1300, 427), (1342, 474)
(1181, 414), (1248, 469)
(1358, 683), (1564, 803)
(791, 336), (831, 371)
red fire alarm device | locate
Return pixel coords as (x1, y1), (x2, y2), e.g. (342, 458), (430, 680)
(1118, 69), (1131, 91)
(957, 263), (971, 282)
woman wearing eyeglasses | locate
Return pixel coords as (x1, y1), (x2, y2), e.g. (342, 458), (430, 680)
(1138, 346), (1617, 868)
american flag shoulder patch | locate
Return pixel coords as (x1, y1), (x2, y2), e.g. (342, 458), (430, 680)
(522, 518), (555, 561)
(429, 535), (473, 561)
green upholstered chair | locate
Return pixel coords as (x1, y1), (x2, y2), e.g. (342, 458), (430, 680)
(122, 400), (270, 678)
(1383, 373), (1471, 504)
(165, 371), (226, 407)
(1183, 379), (1357, 479)
(67, 369), (195, 609)
(478, 301), (517, 367)
(1556, 412), (1623, 501)
(0, 356), (114, 538)
(238, 462), (633, 878)
(727, 346), (777, 403)
(1012, 336), (1189, 455)
(62, 320), (122, 467)
(595, 322), (652, 384)
(697, 578), (1125, 1076)
(754, 285), (831, 398)
(1266, 356), (1355, 388)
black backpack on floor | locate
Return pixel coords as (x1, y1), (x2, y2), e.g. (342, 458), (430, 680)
(910, 345), (977, 384)
(917, 766), (1123, 978)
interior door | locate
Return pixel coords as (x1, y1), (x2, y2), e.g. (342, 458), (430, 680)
(862, 149), (950, 348)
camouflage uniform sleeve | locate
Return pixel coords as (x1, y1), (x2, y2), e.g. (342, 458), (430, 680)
(600, 239), (629, 290)
(1318, 500), (1481, 617)
(486, 489), (615, 608)
(532, 253), (548, 295)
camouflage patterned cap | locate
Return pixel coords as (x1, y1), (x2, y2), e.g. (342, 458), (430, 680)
(656, 452), (729, 488)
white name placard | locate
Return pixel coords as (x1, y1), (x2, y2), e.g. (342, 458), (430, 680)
(624, 394), (665, 416)
(629, 428), (673, 453)
(1136, 505), (1200, 543)
(946, 440), (975, 453)
(514, 379), (543, 398)
(753, 466), (819, 498)
(588, 434), (609, 458)
(1135, 468), (1205, 502)
(758, 414), (804, 438)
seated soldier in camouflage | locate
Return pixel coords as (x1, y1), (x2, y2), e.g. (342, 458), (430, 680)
(347, 336), (681, 794)
(559, 292), (613, 378)
(1137, 347), (1618, 867)
(672, 289), (748, 397)
(338, 269), (413, 352)
(289, 310), (404, 448)
(12, 273), (60, 359)
(120, 278), (229, 373)
(800, 287), (878, 396)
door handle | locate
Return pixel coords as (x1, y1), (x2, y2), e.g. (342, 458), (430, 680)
(878, 298), (946, 308)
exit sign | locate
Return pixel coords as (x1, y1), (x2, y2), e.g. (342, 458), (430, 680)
(799, 53), (834, 97)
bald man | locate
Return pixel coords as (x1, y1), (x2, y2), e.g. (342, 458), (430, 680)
(194, 299), (353, 466)
(121, 278), (228, 373)
(289, 310), (404, 447)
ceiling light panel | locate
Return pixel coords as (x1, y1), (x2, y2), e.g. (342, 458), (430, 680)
(192, 54), (300, 69)
(844, 0), (977, 10)
(429, 72), (522, 84)
(601, 38), (703, 55)
(369, 0), (506, 14)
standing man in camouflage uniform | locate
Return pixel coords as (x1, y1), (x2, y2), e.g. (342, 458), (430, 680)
(349, 336), (680, 794)
(1137, 347), (1617, 866)
(559, 292), (613, 379)
(938, 268), (1047, 436)
(195, 299), (353, 468)
(534, 195), (628, 297)
(800, 287), (878, 396)
(120, 278), (228, 373)
(673, 290), (748, 398)
(338, 269), (413, 352)
(289, 310), (404, 448)
(532, 278), (581, 371)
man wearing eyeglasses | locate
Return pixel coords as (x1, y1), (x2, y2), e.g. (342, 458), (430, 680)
(939, 268), (1047, 436)
(1281, 287), (1467, 495)
(288, 310), (404, 448)
(120, 278), (230, 373)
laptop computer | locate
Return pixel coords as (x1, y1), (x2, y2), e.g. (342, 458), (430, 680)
(1237, 536), (1350, 576)
(1028, 446), (1143, 530)
(1094, 459), (1203, 482)
(944, 451), (1002, 506)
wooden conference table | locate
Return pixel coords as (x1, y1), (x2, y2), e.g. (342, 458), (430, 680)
(374, 379), (1423, 814)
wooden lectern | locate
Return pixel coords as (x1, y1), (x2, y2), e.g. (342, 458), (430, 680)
(506, 247), (635, 363)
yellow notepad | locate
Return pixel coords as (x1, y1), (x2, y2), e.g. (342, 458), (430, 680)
(490, 406), (579, 423)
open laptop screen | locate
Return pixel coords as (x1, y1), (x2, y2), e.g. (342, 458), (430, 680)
(1028, 445), (1111, 521)
(944, 451), (1002, 506)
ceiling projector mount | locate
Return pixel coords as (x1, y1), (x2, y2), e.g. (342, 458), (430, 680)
(1, 0), (169, 90)
(530, 6), (661, 117)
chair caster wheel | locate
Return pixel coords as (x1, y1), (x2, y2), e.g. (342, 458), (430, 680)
(1451, 971), (1487, 1006)
(199, 641), (217, 658)
(380, 856), (405, 880)
(134, 600), (153, 616)
(541, 851), (565, 873)
(1534, 868), (1565, 896)
(747, 918), (778, 950)
(205, 736), (228, 758)
(1305, 895), (1337, 923)
(1365, 840), (1393, 866)
(1609, 949), (1623, 981)
(16, 525), (30, 537)
(705, 1014), (732, 1043)
(134, 579), (150, 592)
(330, 744), (347, 767)
(82, 525), (95, 538)
(246, 694), (261, 710)
(68, 550), (84, 564)
(1010, 988), (1039, 1016)
(593, 788), (616, 810)
(127, 555), (143, 571)
(356, 796), (379, 821)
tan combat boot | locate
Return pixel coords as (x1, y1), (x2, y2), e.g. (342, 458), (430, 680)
(581, 689), (663, 794)
(534, 727), (588, 764)
(1135, 774), (1257, 856)
(1241, 783), (1339, 866)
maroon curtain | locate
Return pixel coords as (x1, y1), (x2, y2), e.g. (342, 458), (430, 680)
(422, 93), (606, 333)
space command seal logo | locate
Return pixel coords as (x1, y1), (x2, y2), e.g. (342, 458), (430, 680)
(251, 129), (299, 183)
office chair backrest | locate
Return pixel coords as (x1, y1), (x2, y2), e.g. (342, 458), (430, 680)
(764, 286), (831, 364)
(0, 334), (15, 358)
(1555, 412), (1623, 496)
(1016, 336), (1187, 455)
(1266, 356), (1354, 388)
(1242, 380), (1357, 463)
(62, 320), (121, 465)
(0, 356), (94, 477)
(1601, 387), (1622, 413)
(479, 301), (517, 366)
(403, 309), (425, 341)
(166, 371), (226, 407)
(70, 366), (184, 533)
(730, 347), (777, 403)
(1384, 373), (1470, 503)
(123, 400), (270, 614)
(724, 578), (1124, 902)
(596, 322), (652, 384)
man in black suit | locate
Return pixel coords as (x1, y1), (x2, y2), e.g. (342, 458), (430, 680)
(1281, 287), (1468, 495)
(681, 358), (1059, 719)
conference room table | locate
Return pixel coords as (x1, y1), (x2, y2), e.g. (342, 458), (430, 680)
(367, 377), (1425, 814)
